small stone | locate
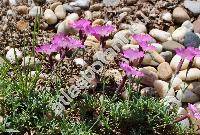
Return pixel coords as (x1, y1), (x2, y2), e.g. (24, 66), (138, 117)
(54, 5), (66, 19)
(90, 3), (103, 11)
(142, 53), (159, 66)
(172, 27), (191, 43)
(193, 19), (200, 34)
(193, 57), (200, 69)
(29, 6), (43, 17)
(122, 44), (138, 51)
(141, 87), (156, 97)
(181, 20), (193, 31)
(150, 43), (163, 53)
(162, 96), (182, 108)
(92, 19), (105, 26)
(184, 0), (200, 15)
(162, 40), (185, 52)
(113, 30), (131, 49)
(170, 76), (183, 90)
(84, 11), (92, 20)
(6, 48), (23, 64)
(153, 80), (175, 97)
(176, 88), (200, 103)
(140, 68), (158, 87)
(73, 58), (86, 67)
(157, 62), (172, 81)
(183, 32), (200, 48)
(160, 51), (173, 62)
(188, 82), (200, 96)
(143, 66), (157, 73)
(172, 7), (190, 24)
(50, 2), (62, 11)
(16, 20), (29, 31)
(70, 0), (90, 9)
(129, 23), (147, 34)
(0, 116), (3, 123)
(21, 56), (40, 67)
(16, 5), (28, 14)
(66, 13), (79, 22)
(149, 51), (165, 64)
(44, 9), (57, 25)
(170, 55), (190, 71)
(9, 0), (17, 5)
(162, 12), (172, 22)
(149, 29), (172, 42)
(178, 68), (200, 81)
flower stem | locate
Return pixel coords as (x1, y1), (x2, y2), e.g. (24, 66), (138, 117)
(117, 75), (127, 93)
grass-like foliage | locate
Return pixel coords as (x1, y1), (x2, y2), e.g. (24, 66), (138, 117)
(0, 61), (192, 134)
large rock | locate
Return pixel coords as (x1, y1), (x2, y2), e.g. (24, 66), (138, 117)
(140, 68), (158, 87)
(54, 5), (66, 19)
(183, 32), (200, 48)
(157, 62), (173, 81)
(178, 68), (200, 81)
(181, 20), (193, 31)
(170, 55), (190, 71)
(29, 6), (43, 16)
(193, 19), (200, 34)
(142, 53), (159, 66)
(160, 51), (173, 62)
(193, 57), (200, 69)
(172, 27), (191, 43)
(154, 80), (175, 97)
(187, 82), (200, 96)
(162, 40), (184, 52)
(6, 48), (22, 64)
(148, 51), (165, 64)
(184, 0), (200, 15)
(44, 9), (57, 25)
(172, 7), (190, 24)
(149, 29), (172, 42)
(176, 88), (200, 103)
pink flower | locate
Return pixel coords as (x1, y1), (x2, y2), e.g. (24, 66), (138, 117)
(123, 49), (144, 61)
(67, 36), (84, 49)
(86, 25), (115, 40)
(70, 19), (91, 32)
(52, 33), (84, 49)
(188, 103), (200, 120)
(175, 47), (200, 61)
(120, 62), (144, 77)
(35, 43), (60, 55)
(132, 34), (154, 44)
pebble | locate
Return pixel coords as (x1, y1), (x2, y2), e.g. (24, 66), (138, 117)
(162, 12), (172, 22)
(162, 96), (182, 108)
(148, 51), (165, 64)
(92, 11), (101, 18)
(170, 76), (183, 90)
(92, 19), (105, 26)
(9, 0), (17, 5)
(44, 9), (57, 25)
(50, 2), (62, 11)
(70, 0), (90, 9)
(143, 66), (158, 73)
(90, 3), (103, 11)
(172, 7), (190, 24)
(160, 51), (173, 62)
(122, 44), (139, 51)
(184, 0), (200, 15)
(129, 23), (147, 34)
(6, 48), (23, 64)
(66, 13), (79, 22)
(16, 20), (29, 31)
(21, 56), (40, 67)
(54, 5), (66, 19)
(181, 20), (193, 31)
(170, 55), (190, 71)
(29, 6), (43, 16)
(176, 88), (200, 103)
(16, 5), (28, 14)
(162, 40), (185, 52)
(142, 53), (159, 66)
(157, 62), (173, 81)
(193, 19), (200, 34)
(188, 82), (200, 96)
(140, 68), (158, 87)
(141, 87), (156, 97)
(178, 68), (200, 81)
(84, 11), (92, 20)
(113, 30), (131, 49)
(73, 58), (87, 67)
(193, 57), (200, 69)
(153, 80), (175, 97)
(172, 27), (191, 43)
(151, 43), (163, 53)
(149, 29), (172, 42)
(183, 32), (200, 48)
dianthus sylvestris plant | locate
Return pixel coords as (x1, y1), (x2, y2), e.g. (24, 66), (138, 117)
(120, 62), (144, 77)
